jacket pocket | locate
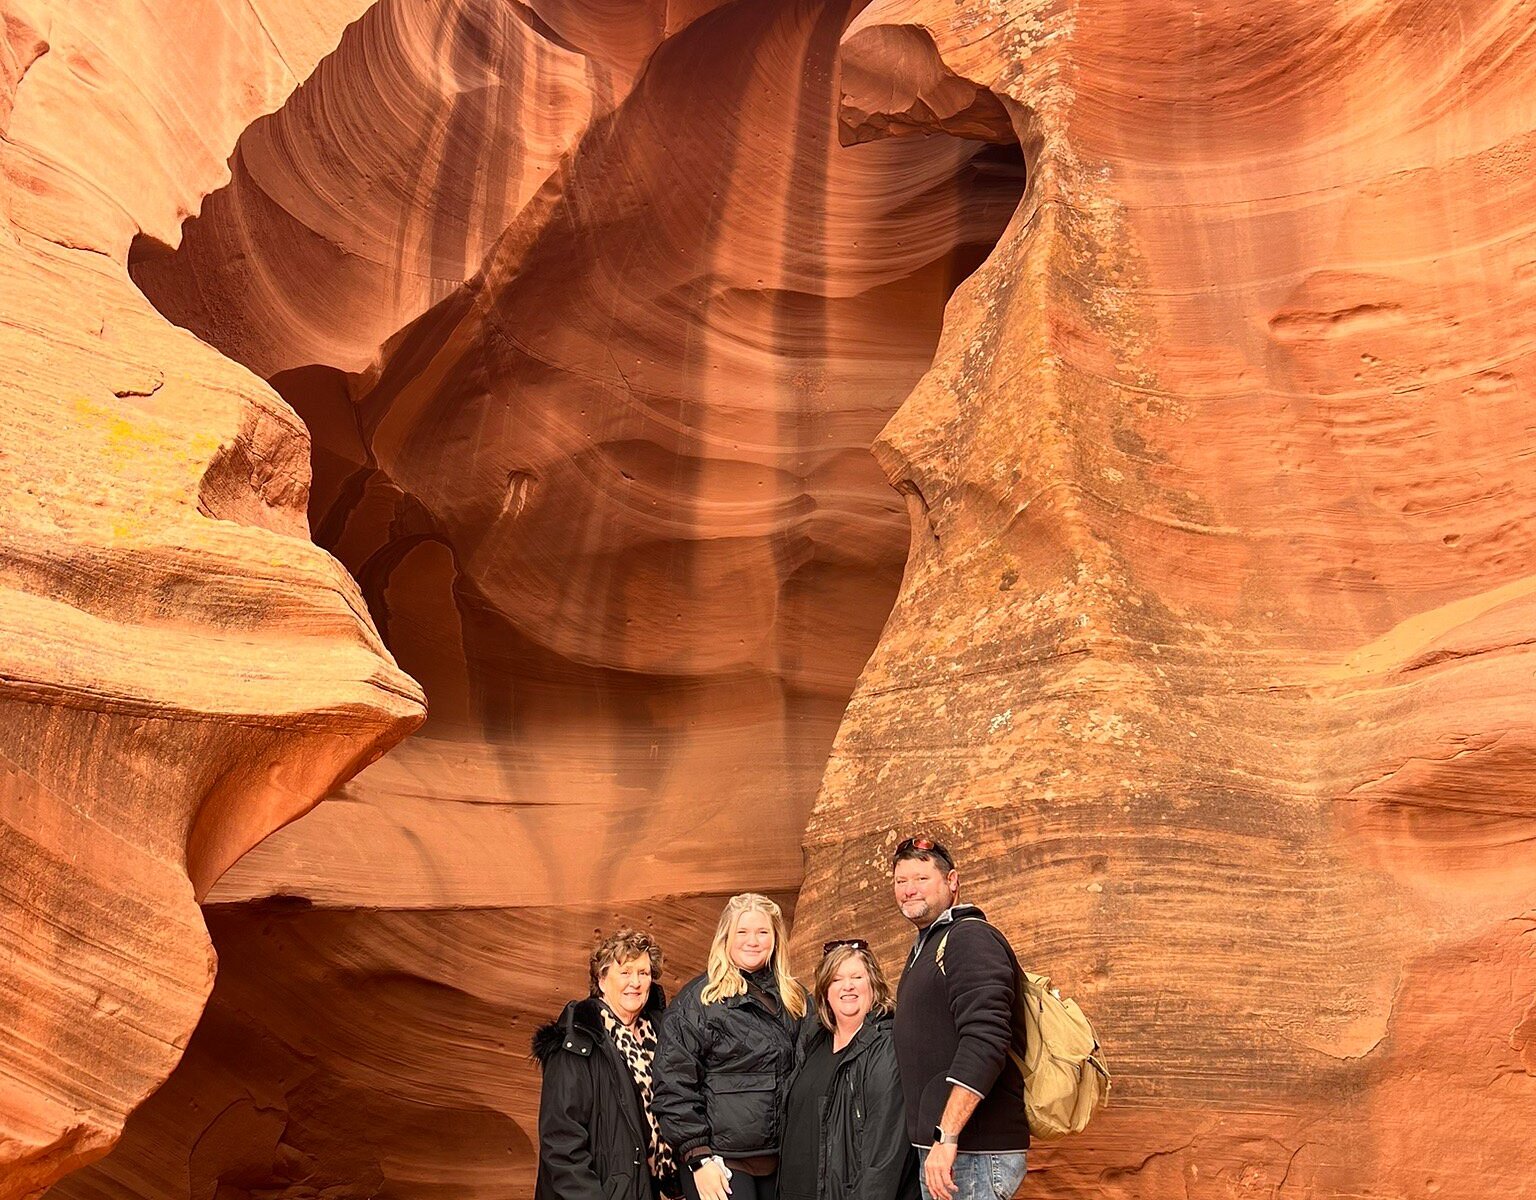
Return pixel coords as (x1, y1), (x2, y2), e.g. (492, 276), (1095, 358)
(603, 1172), (634, 1200)
(705, 1070), (776, 1094)
(704, 1071), (777, 1151)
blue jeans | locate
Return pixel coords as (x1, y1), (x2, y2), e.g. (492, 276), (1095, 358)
(917, 1149), (1028, 1200)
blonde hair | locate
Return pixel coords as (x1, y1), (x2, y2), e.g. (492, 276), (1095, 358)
(700, 893), (807, 1019)
(813, 945), (893, 1031)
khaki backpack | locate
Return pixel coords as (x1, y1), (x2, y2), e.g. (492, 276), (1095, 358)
(935, 920), (1110, 1140)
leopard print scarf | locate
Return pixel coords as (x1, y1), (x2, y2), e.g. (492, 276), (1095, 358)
(599, 1004), (679, 1194)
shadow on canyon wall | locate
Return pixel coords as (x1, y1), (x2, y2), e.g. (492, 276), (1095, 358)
(52, 2), (1026, 1195)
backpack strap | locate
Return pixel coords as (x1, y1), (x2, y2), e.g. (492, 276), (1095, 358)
(933, 916), (989, 976)
(934, 919), (1032, 1090)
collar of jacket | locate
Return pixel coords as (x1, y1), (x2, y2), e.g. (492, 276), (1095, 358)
(909, 903), (987, 963)
(532, 983), (667, 1063)
(744, 966), (780, 995)
(720, 968), (784, 1013)
(802, 1009), (893, 1064)
(718, 991), (784, 1019)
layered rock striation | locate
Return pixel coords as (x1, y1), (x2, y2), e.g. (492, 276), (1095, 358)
(0, 3), (423, 1197)
(797, 2), (1536, 1198)
(132, 0), (1024, 917)
(50, 1), (1024, 1195)
(11, 0), (1532, 1196)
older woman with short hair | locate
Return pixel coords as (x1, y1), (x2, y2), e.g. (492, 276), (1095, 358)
(533, 927), (680, 1200)
(779, 940), (918, 1200)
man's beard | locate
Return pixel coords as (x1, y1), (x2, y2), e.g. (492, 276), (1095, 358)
(900, 898), (931, 921)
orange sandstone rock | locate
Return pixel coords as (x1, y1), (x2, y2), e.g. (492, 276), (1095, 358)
(0, 3), (422, 1195)
(16, 0), (1533, 1196)
(51, 1), (1019, 1195)
(46, 896), (757, 1200)
(194, 0), (1023, 915)
(797, 2), (1536, 1198)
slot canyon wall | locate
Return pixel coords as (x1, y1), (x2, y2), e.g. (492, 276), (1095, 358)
(0, 1), (1530, 1199)
(23, 1), (1024, 1197)
(797, 1), (1536, 1198)
(0, 3), (425, 1198)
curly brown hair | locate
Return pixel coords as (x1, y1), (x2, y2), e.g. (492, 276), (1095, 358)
(588, 927), (665, 996)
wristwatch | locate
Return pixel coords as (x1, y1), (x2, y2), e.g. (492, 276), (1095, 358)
(933, 1126), (960, 1146)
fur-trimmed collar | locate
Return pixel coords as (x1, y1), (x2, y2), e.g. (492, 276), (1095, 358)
(531, 984), (667, 1066)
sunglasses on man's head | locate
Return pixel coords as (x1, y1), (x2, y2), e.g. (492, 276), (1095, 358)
(893, 836), (954, 868)
(822, 938), (869, 955)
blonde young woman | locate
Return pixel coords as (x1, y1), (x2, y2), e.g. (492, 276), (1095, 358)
(653, 893), (808, 1200)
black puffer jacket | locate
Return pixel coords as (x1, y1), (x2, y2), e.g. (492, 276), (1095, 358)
(652, 969), (798, 1159)
(786, 1013), (920, 1200)
(532, 985), (676, 1200)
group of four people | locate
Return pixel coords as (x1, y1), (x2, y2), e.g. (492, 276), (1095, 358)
(533, 838), (1031, 1200)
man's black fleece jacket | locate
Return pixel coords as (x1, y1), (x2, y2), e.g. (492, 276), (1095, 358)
(892, 905), (1030, 1152)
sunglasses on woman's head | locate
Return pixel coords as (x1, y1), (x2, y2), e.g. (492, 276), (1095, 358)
(822, 938), (869, 955)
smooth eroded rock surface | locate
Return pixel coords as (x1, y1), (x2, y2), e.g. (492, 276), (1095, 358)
(796, 2), (1536, 1198)
(15, 0), (1534, 1197)
(130, 0), (1024, 916)
(0, 3), (423, 1195)
(44, 896), (771, 1200)
(50, 1), (1021, 1195)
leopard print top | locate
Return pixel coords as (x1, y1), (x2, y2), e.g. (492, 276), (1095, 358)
(599, 1004), (679, 1195)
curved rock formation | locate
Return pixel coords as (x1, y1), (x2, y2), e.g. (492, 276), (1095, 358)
(0, 3), (423, 1196)
(194, 0), (1024, 914)
(50, 1), (1024, 1195)
(44, 895), (759, 1200)
(21, 0), (1531, 1195)
(128, 0), (706, 381)
(797, 2), (1536, 1198)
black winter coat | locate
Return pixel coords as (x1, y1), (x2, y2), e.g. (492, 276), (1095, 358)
(786, 1013), (920, 1200)
(652, 970), (798, 1159)
(532, 985), (676, 1200)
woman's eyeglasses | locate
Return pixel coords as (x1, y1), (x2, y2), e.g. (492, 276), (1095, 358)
(821, 938), (869, 955)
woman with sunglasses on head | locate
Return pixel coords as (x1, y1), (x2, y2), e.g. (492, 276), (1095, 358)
(779, 940), (919, 1200)
(653, 893), (807, 1200)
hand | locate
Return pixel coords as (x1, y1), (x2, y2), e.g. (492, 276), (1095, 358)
(924, 1141), (958, 1200)
(694, 1160), (732, 1200)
